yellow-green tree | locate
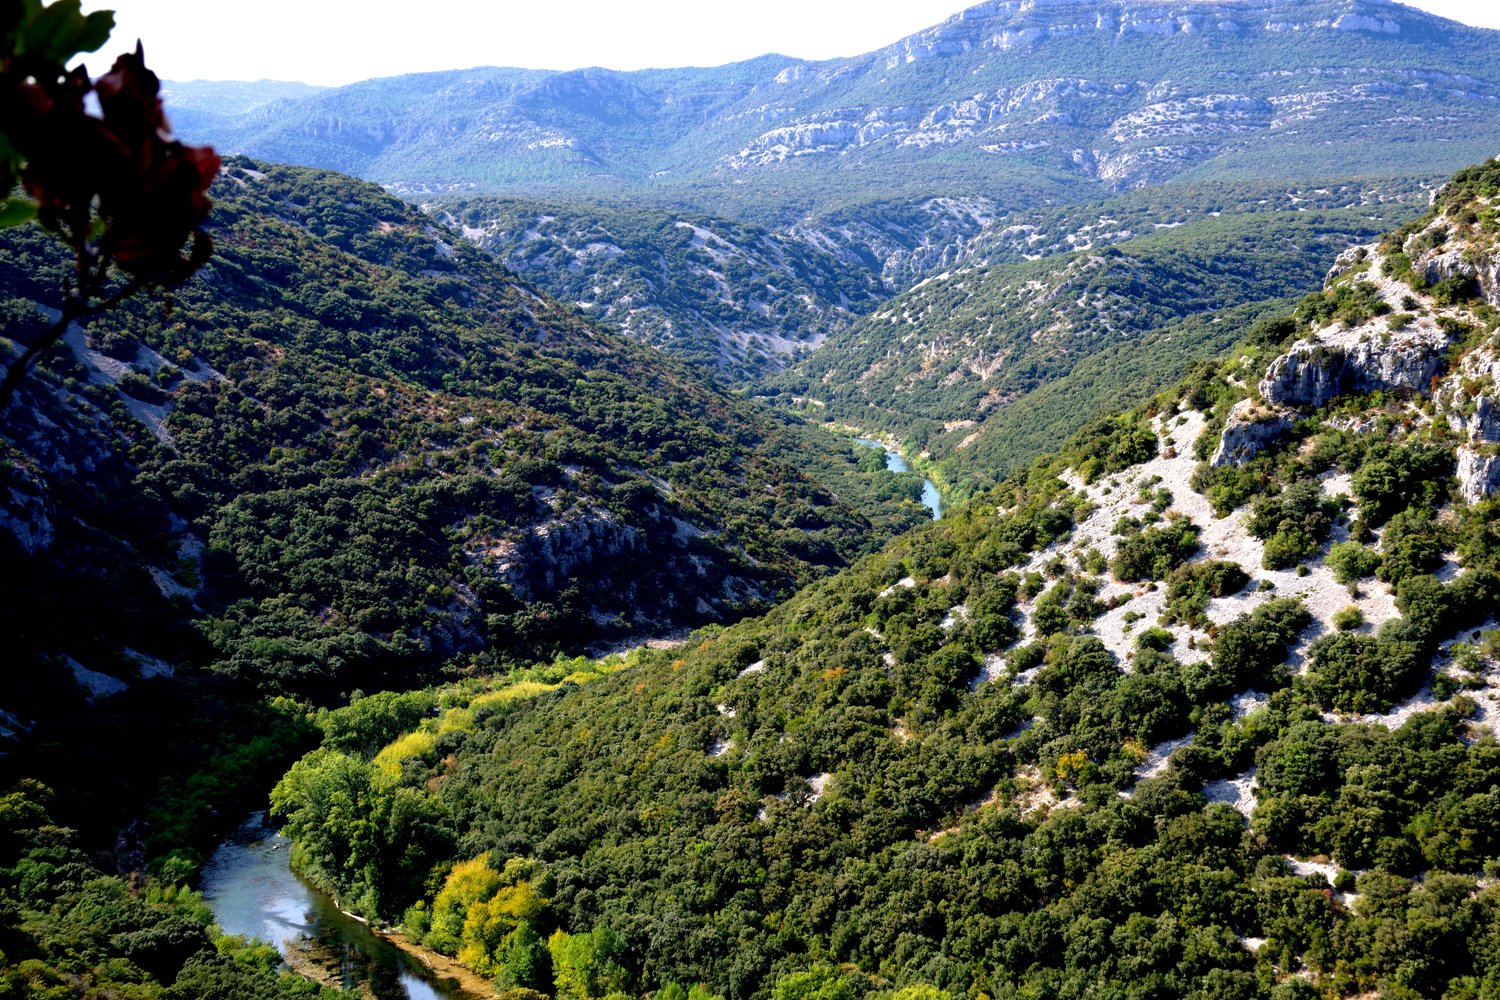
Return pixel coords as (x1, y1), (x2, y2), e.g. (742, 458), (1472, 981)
(427, 855), (551, 984)
(547, 926), (630, 1000)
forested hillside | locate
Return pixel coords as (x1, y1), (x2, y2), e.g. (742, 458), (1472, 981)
(267, 157), (1500, 999)
(0, 159), (926, 708)
(773, 202), (1418, 496)
(0, 156), (932, 996)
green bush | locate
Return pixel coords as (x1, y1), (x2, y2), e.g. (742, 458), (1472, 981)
(1207, 598), (1311, 696)
(1110, 517), (1201, 582)
(1378, 509), (1454, 586)
(1163, 561), (1249, 627)
(1326, 541), (1383, 584)
(1248, 480), (1341, 570)
(1304, 632), (1424, 713)
(1351, 443), (1453, 525)
(1430, 273), (1478, 306)
(1331, 607), (1364, 631)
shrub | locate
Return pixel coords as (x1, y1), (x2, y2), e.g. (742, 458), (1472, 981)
(1351, 443), (1453, 525)
(1207, 598), (1311, 696)
(1326, 541), (1383, 585)
(1331, 606), (1364, 631)
(1163, 561), (1249, 627)
(1431, 274), (1478, 306)
(1378, 510), (1454, 586)
(1111, 516), (1201, 582)
(1136, 626), (1175, 652)
(1248, 480), (1341, 570)
(1304, 632), (1424, 713)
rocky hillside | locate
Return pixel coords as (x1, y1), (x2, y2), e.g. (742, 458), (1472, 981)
(1213, 157), (1500, 494)
(173, 0), (1500, 216)
(432, 197), (885, 376)
(266, 156), (1500, 1000)
(439, 173), (1423, 388)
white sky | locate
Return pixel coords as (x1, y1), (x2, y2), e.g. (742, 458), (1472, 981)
(79, 0), (1500, 87)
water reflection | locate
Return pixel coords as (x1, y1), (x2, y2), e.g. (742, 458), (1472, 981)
(201, 813), (465, 1000)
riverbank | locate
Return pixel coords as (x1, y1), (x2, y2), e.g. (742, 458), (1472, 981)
(848, 433), (943, 519)
(282, 938), (376, 999)
(203, 812), (480, 1000)
(378, 929), (498, 1000)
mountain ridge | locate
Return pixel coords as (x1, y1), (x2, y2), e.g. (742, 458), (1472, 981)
(167, 0), (1500, 215)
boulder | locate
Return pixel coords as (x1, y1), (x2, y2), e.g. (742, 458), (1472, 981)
(0, 464), (55, 556)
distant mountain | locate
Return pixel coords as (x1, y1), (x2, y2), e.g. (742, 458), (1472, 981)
(163, 79), (329, 118)
(164, 0), (1498, 390)
(174, 0), (1500, 219)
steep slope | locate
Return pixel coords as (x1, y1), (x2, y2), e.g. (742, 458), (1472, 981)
(173, 0), (1500, 218)
(271, 157), (1500, 1000)
(774, 202), (1416, 493)
(432, 197), (886, 376)
(0, 159), (927, 713)
(747, 173), (1427, 314)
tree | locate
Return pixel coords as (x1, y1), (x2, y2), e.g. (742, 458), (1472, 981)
(1, 0), (218, 406)
(548, 927), (631, 1000)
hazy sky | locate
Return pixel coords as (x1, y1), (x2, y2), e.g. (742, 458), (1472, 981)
(79, 0), (1500, 87)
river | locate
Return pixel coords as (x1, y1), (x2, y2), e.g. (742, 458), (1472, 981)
(201, 813), (469, 1000)
(854, 438), (942, 519)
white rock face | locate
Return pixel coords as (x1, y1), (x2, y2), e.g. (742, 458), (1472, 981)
(1, 468), (55, 555)
(1454, 395), (1500, 444)
(1211, 399), (1292, 467)
(1205, 768), (1258, 819)
(1331, 13), (1400, 33)
(68, 658), (128, 698)
(1457, 447), (1500, 505)
(1440, 348), (1500, 447)
(1260, 325), (1452, 409)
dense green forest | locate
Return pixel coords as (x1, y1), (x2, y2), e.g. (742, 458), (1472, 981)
(263, 156), (1500, 999)
(0, 159), (922, 996)
(0, 159), (928, 704)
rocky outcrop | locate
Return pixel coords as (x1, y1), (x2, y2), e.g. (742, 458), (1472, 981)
(1211, 398), (1293, 467)
(0, 461), (55, 555)
(1450, 393), (1500, 443)
(1258, 343), (1349, 408)
(1435, 343), (1500, 441)
(1456, 447), (1500, 505)
(1420, 247), (1500, 310)
(1260, 330), (1450, 408)
(499, 506), (643, 596)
